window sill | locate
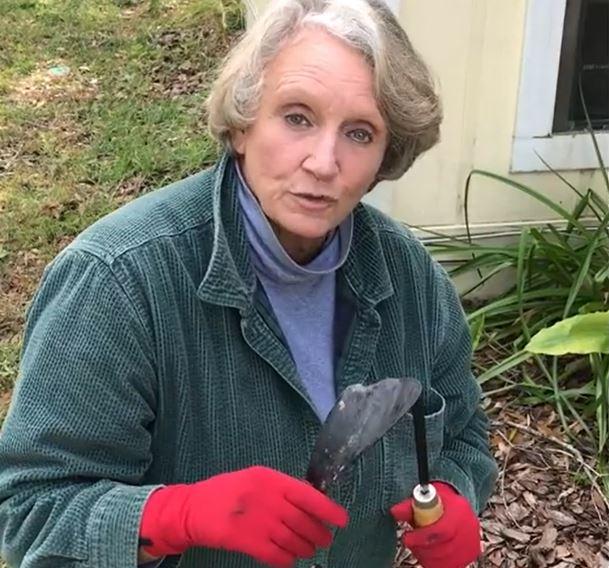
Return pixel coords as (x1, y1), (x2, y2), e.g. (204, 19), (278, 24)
(511, 131), (609, 172)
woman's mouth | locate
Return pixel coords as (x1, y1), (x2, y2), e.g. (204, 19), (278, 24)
(291, 192), (336, 211)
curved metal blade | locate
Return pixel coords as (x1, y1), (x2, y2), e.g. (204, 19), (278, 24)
(306, 377), (422, 492)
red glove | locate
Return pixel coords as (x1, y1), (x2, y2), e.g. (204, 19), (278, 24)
(139, 465), (348, 567)
(390, 482), (481, 568)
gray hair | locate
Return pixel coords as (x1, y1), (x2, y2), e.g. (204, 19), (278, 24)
(206, 0), (442, 181)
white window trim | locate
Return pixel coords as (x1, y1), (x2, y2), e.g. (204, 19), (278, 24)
(511, 0), (609, 173)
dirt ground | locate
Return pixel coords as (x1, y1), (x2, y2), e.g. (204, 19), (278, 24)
(396, 399), (609, 567)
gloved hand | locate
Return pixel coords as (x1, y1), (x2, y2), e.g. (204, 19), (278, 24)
(139, 465), (349, 568)
(390, 482), (481, 568)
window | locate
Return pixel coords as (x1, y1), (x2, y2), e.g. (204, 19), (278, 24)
(554, 0), (609, 132)
(511, 0), (609, 172)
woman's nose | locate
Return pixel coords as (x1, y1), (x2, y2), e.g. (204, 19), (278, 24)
(302, 131), (339, 181)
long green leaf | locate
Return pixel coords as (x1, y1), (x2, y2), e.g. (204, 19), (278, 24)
(407, 224), (476, 246)
(566, 191), (593, 235)
(477, 349), (532, 384)
(545, 224), (572, 250)
(588, 188), (609, 214)
(534, 154), (609, 245)
(591, 353), (609, 453)
(594, 263), (609, 283)
(516, 229), (533, 341)
(564, 210), (609, 317)
(579, 80), (609, 194)
(594, 356), (607, 452)
(467, 289), (571, 321)
(529, 229), (576, 285)
(447, 255), (516, 277)
(470, 314), (485, 352)
(459, 262), (516, 297)
(429, 244), (520, 256)
(535, 150), (586, 198)
(466, 170), (591, 236)
(558, 383), (595, 442)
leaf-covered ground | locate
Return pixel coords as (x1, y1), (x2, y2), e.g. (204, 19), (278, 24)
(396, 397), (609, 567)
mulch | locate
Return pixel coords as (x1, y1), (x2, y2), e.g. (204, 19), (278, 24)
(395, 398), (609, 567)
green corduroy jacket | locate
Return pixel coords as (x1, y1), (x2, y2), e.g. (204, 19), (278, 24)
(0, 153), (497, 567)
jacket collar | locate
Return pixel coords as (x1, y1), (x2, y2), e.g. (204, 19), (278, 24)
(196, 152), (256, 312)
(197, 152), (394, 310)
(343, 204), (395, 307)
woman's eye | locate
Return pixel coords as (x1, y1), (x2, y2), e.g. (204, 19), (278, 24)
(349, 129), (373, 144)
(285, 113), (311, 127)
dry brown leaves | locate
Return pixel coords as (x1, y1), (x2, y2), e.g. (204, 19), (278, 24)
(0, 249), (49, 339)
(148, 20), (242, 100)
(395, 401), (609, 568)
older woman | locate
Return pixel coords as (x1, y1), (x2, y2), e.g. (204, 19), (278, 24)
(0, 1), (497, 567)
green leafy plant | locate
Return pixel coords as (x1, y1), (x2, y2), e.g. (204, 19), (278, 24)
(424, 97), (609, 478)
(526, 312), (609, 463)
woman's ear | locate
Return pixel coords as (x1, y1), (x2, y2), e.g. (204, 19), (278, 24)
(231, 128), (247, 155)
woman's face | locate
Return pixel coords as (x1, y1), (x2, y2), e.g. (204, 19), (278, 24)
(233, 27), (388, 260)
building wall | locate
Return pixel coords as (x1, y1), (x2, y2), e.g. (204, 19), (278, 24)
(242, 0), (606, 241)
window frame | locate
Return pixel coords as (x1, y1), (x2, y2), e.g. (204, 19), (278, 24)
(511, 0), (609, 173)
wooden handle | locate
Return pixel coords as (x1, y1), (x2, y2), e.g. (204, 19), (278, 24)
(412, 483), (444, 527)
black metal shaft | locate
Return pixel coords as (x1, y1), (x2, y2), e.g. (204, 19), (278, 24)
(412, 396), (429, 486)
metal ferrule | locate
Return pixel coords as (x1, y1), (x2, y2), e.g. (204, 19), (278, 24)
(413, 483), (438, 508)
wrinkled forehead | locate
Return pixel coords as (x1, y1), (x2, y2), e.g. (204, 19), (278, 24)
(259, 27), (383, 118)
(267, 27), (375, 81)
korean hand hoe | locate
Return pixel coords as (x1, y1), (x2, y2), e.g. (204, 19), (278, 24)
(305, 377), (422, 568)
(411, 395), (445, 526)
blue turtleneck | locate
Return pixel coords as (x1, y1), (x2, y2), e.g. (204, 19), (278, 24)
(235, 164), (353, 421)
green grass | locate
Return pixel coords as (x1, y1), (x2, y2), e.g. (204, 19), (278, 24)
(0, 0), (244, 425)
(0, 342), (20, 397)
